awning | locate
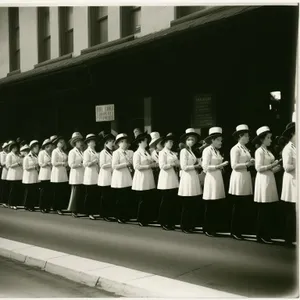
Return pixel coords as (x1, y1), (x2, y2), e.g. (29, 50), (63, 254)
(0, 6), (261, 88)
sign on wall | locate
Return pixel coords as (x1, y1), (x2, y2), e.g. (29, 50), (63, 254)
(192, 94), (215, 128)
(95, 104), (115, 122)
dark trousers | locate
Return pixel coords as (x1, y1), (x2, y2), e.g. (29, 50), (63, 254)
(256, 202), (277, 239)
(230, 195), (253, 236)
(84, 185), (100, 215)
(52, 182), (70, 211)
(39, 180), (53, 211)
(24, 183), (40, 210)
(8, 180), (23, 207)
(100, 186), (115, 218)
(68, 184), (85, 214)
(114, 187), (132, 221)
(282, 201), (296, 243)
(158, 189), (178, 227)
(180, 196), (199, 230)
(204, 199), (223, 233)
(136, 189), (155, 224)
(1, 180), (9, 204)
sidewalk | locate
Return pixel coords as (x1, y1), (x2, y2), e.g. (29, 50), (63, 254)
(0, 237), (241, 298)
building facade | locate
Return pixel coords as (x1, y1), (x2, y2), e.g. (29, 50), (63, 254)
(0, 6), (298, 145)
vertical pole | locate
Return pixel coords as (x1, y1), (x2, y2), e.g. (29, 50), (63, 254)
(144, 97), (152, 133)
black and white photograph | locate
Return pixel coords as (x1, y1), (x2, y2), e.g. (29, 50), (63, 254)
(0, 3), (298, 298)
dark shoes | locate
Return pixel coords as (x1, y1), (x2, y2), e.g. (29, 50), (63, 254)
(117, 219), (126, 224)
(138, 222), (148, 227)
(257, 237), (273, 244)
(89, 215), (96, 220)
(57, 210), (63, 215)
(204, 231), (216, 237)
(231, 233), (243, 241)
(162, 225), (174, 231)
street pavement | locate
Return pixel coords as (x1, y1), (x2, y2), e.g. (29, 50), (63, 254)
(0, 256), (116, 298)
(0, 207), (297, 298)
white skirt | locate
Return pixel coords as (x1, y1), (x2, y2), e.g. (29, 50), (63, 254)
(229, 170), (253, 196)
(254, 171), (279, 203)
(132, 169), (155, 191)
(203, 170), (225, 200)
(178, 169), (202, 197)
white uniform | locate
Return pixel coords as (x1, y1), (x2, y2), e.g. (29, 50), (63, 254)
(83, 147), (99, 185)
(111, 148), (133, 188)
(23, 153), (39, 184)
(178, 148), (202, 196)
(151, 150), (159, 163)
(254, 147), (279, 203)
(6, 152), (23, 181)
(68, 147), (84, 185)
(157, 148), (179, 190)
(1, 152), (8, 180)
(98, 148), (113, 187)
(202, 145), (225, 200)
(50, 148), (68, 183)
(38, 150), (52, 181)
(132, 148), (155, 191)
(281, 142), (296, 203)
(229, 143), (253, 196)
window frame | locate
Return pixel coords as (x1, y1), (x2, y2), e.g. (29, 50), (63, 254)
(89, 6), (108, 47)
(59, 7), (74, 56)
(8, 7), (20, 72)
(38, 7), (51, 63)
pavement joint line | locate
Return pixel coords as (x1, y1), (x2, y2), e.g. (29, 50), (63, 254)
(0, 236), (243, 297)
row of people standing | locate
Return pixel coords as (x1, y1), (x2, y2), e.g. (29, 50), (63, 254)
(0, 117), (296, 246)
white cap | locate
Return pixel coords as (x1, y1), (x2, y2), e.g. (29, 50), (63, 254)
(29, 140), (39, 148)
(149, 132), (162, 147)
(85, 133), (96, 140)
(42, 139), (51, 147)
(20, 144), (30, 152)
(185, 128), (197, 134)
(256, 126), (271, 136)
(71, 132), (83, 139)
(235, 124), (249, 132)
(115, 133), (128, 143)
(50, 135), (57, 142)
(208, 127), (222, 135)
(2, 142), (8, 149)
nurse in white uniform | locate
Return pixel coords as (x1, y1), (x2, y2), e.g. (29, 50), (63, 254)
(111, 133), (133, 223)
(149, 132), (163, 184)
(253, 126), (281, 244)
(178, 128), (202, 233)
(157, 133), (180, 230)
(51, 136), (69, 215)
(38, 139), (53, 213)
(229, 124), (255, 240)
(1, 142), (10, 207)
(83, 134), (99, 220)
(280, 117), (296, 246)
(23, 140), (40, 211)
(132, 132), (156, 226)
(98, 133), (115, 221)
(202, 127), (228, 237)
(6, 141), (23, 209)
(68, 132), (85, 217)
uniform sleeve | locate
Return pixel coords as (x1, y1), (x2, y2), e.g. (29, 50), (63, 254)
(68, 151), (79, 169)
(100, 151), (111, 169)
(202, 148), (217, 172)
(180, 149), (195, 172)
(230, 147), (247, 170)
(38, 152), (47, 167)
(112, 151), (127, 170)
(0, 153), (5, 167)
(51, 150), (62, 167)
(133, 152), (150, 170)
(255, 149), (271, 172)
(159, 151), (172, 170)
(282, 147), (295, 173)
(23, 156), (35, 171)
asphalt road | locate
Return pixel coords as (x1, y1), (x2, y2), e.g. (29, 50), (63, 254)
(0, 256), (116, 298)
(0, 207), (297, 298)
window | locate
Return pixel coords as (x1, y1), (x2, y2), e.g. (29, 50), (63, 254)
(8, 7), (20, 71)
(121, 6), (141, 38)
(89, 7), (108, 46)
(176, 6), (207, 19)
(38, 7), (51, 62)
(59, 7), (73, 55)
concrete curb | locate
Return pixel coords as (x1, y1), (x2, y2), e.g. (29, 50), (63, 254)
(0, 237), (242, 298)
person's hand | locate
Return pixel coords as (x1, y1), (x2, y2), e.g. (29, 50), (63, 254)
(246, 159), (255, 167)
(126, 162), (132, 167)
(271, 160), (279, 168)
(219, 161), (229, 168)
(272, 165), (282, 173)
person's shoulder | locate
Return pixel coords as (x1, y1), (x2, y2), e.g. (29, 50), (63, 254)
(203, 145), (212, 154)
